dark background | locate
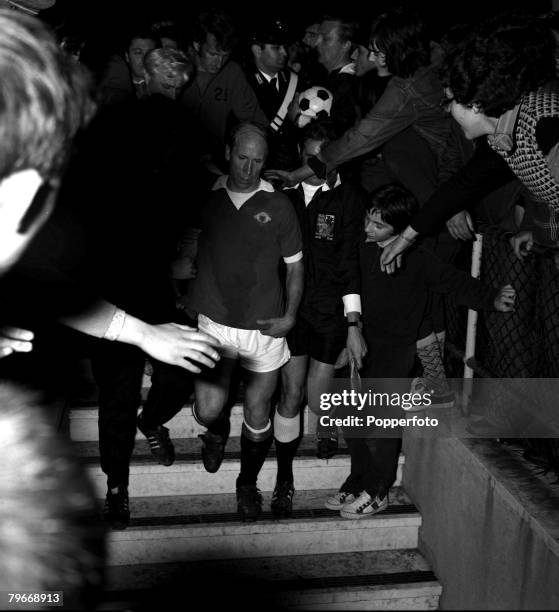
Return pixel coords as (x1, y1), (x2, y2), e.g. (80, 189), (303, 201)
(43, 0), (554, 45)
(36, 1), (554, 81)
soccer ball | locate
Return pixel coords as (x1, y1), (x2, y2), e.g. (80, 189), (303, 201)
(297, 86), (333, 128)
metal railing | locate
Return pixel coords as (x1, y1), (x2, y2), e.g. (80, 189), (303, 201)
(444, 227), (559, 479)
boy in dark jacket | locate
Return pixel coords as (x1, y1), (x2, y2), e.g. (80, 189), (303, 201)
(327, 183), (516, 518)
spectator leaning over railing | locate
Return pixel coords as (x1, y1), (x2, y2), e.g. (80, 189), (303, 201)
(379, 10), (559, 273)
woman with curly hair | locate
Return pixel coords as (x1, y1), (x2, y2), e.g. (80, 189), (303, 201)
(380, 10), (558, 270)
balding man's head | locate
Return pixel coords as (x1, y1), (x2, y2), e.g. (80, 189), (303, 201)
(228, 122), (268, 151)
(226, 122), (268, 193)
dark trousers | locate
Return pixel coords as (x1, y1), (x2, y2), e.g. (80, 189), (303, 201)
(92, 340), (193, 489)
(341, 337), (414, 498)
(342, 437), (402, 498)
(418, 231), (464, 339)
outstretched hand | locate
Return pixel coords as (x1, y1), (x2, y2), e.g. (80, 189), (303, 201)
(263, 169), (296, 188)
(139, 323), (221, 373)
(494, 284), (516, 312)
(0, 326), (34, 359)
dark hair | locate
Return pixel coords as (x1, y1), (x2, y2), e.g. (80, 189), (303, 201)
(154, 24), (184, 49)
(370, 7), (431, 78)
(0, 9), (94, 181)
(367, 183), (419, 233)
(193, 9), (238, 52)
(441, 11), (556, 117)
(125, 29), (159, 52)
(300, 118), (340, 145)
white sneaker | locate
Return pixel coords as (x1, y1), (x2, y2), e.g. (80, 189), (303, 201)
(324, 490), (356, 510)
(340, 491), (388, 519)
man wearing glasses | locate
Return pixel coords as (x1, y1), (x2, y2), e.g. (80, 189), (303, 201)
(266, 7), (452, 190)
(267, 7), (464, 408)
(381, 11), (559, 271)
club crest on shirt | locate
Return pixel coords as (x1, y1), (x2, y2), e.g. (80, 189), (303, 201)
(315, 213), (335, 240)
(254, 212), (272, 224)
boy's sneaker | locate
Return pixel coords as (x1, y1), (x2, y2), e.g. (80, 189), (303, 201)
(324, 490), (356, 510)
(104, 485), (130, 530)
(271, 481), (295, 517)
(137, 416), (175, 466)
(410, 377), (455, 409)
(340, 491), (388, 519)
(236, 484), (263, 522)
(316, 435), (338, 459)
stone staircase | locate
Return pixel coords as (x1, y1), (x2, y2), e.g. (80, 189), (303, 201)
(68, 376), (443, 610)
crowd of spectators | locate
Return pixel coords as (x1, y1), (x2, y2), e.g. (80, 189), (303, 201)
(1, 1), (559, 603)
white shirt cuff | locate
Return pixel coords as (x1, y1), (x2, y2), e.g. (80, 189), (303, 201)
(283, 251), (303, 264)
(343, 294), (361, 316)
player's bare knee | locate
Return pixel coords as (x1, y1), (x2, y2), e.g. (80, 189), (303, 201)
(279, 384), (304, 418)
(193, 390), (227, 426)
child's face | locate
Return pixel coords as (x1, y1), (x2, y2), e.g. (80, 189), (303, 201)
(365, 209), (395, 243)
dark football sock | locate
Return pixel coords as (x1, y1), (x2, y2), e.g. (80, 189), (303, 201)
(275, 436), (301, 484)
(207, 412), (231, 438)
(237, 431), (273, 487)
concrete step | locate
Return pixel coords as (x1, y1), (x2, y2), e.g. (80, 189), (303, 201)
(121, 486), (411, 521)
(103, 488), (420, 566)
(69, 403), (314, 442)
(69, 402), (239, 442)
(103, 548), (441, 610)
(78, 436), (404, 498)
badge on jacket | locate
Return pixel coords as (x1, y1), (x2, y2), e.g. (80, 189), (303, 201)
(315, 213), (335, 240)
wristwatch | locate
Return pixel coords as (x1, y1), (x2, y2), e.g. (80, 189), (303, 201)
(347, 320), (363, 329)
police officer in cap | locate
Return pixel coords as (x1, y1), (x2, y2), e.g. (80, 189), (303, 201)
(246, 19), (300, 170)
